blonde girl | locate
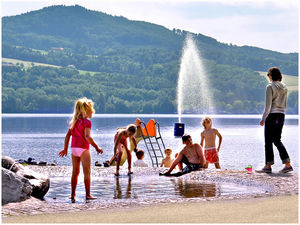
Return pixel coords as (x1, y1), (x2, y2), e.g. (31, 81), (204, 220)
(59, 97), (103, 201)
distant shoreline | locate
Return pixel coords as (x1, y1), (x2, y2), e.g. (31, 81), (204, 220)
(2, 113), (299, 119)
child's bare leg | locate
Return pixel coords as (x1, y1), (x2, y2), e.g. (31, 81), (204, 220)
(175, 153), (183, 171)
(71, 155), (81, 199)
(81, 150), (96, 199)
(215, 162), (221, 169)
(109, 134), (119, 165)
(116, 149), (122, 175)
(204, 162), (209, 168)
(178, 162), (183, 171)
(108, 154), (116, 165)
(125, 145), (132, 173)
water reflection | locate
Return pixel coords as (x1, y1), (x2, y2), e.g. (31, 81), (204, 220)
(114, 176), (132, 199)
(172, 179), (220, 198)
(44, 175), (266, 204)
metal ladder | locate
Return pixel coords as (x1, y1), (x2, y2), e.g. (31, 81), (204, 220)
(141, 121), (166, 167)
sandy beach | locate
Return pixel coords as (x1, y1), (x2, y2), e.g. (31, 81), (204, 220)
(2, 166), (298, 223)
(2, 195), (298, 223)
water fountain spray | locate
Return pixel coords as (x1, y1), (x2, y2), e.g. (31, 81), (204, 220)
(174, 33), (214, 136)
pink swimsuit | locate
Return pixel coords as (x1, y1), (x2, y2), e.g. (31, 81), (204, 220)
(71, 147), (88, 157)
(70, 118), (91, 157)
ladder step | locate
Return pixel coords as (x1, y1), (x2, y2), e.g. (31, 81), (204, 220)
(145, 144), (160, 148)
(144, 137), (158, 139)
(145, 142), (159, 145)
(144, 138), (154, 141)
(149, 155), (163, 158)
(148, 153), (162, 156)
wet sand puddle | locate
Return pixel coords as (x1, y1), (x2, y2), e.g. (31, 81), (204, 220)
(45, 172), (270, 204)
(3, 167), (297, 218)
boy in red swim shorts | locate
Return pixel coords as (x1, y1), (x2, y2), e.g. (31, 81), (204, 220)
(200, 117), (222, 169)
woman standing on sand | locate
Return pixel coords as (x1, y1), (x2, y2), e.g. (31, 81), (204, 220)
(257, 67), (293, 173)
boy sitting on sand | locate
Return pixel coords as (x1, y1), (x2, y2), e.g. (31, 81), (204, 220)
(160, 148), (174, 168)
(133, 149), (148, 167)
(200, 117), (222, 169)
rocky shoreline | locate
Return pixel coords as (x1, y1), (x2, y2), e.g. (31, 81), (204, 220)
(2, 166), (298, 218)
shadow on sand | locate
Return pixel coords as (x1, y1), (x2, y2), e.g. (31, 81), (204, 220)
(266, 173), (294, 177)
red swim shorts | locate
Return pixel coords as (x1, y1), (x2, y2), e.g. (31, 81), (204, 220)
(204, 147), (219, 164)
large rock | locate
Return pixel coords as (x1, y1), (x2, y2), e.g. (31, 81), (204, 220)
(2, 168), (32, 205)
(2, 156), (50, 201)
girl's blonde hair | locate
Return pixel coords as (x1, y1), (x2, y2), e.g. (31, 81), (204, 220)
(70, 97), (95, 129)
(201, 116), (212, 128)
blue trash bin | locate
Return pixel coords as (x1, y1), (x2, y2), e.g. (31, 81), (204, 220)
(174, 122), (185, 137)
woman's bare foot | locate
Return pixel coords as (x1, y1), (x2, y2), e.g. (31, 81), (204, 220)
(86, 195), (97, 200)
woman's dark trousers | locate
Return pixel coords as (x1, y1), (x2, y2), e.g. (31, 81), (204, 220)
(265, 113), (290, 165)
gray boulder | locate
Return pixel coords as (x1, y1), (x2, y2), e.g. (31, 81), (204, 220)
(2, 168), (32, 204)
(2, 156), (50, 201)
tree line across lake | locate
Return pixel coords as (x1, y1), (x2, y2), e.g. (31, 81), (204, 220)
(2, 59), (298, 114)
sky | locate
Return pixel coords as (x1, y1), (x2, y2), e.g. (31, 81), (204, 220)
(1, 0), (299, 53)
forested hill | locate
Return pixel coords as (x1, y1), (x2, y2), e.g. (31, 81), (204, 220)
(2, 5), (182, 51)
(2, 5), (298, 75)
(2, 5), (298, 114)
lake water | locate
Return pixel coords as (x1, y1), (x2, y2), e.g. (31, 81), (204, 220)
(44, 174), (269, 203)
(2, 114), (298, 172)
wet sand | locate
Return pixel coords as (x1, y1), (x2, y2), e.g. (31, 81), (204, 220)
(2, 166), (298, 223)
(3, 195), (298, 223)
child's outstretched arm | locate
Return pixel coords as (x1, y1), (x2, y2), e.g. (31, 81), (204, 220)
(200, 132), (205, 148)
(160, 159), (165, 167)
(131, 136), (137, 151)
(85, 128), (103, 154)
(59, 129), (71, 157)
(215, 129), (222, 152)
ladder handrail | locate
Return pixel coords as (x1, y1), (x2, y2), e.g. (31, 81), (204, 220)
(141, 121), (157, 166)
(140, 121), (164, 167)
(155, 121), (166, 150)
(153, 122), (165, 161)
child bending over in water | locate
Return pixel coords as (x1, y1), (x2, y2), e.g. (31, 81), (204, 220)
(133, 149), (148, 167)
(161, 148), (174, 168)
(200, 117), (222, 169)
(59, 97), (103, 201)
(113, 124), (137, 176)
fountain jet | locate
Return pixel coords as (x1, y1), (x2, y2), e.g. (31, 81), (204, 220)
(175, 34), (214, 136)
